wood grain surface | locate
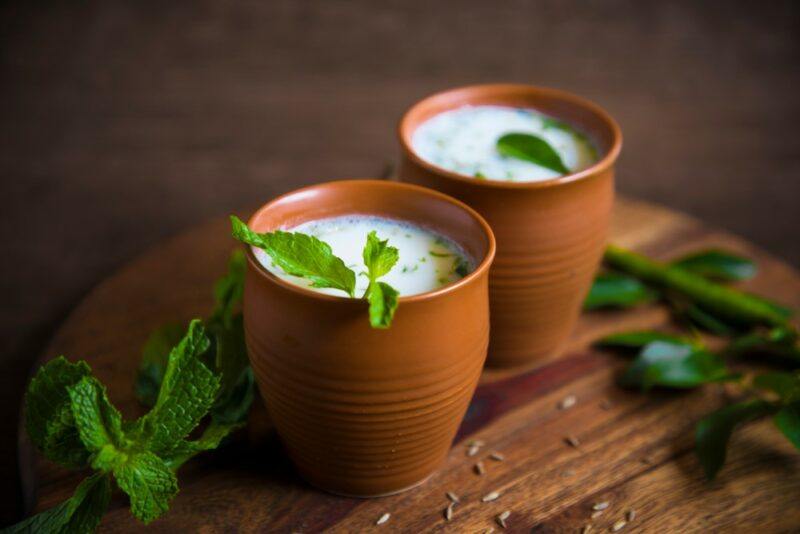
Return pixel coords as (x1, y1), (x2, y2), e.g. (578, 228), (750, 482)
(20, 197), (800, 532)
(3, 1), (800, 524)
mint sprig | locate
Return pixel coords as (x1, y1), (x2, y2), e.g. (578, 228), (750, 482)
(230, 217), (403, 328)
(363, 231), (400, 328)
(14, 320), (241, 530)
(134, 250), (255, 426)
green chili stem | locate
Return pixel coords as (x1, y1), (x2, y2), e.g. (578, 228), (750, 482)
(604, 244), (789, 328)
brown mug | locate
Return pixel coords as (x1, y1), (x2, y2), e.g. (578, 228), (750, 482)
(242, 179), (496, 496)
(398, 84), (622, 368)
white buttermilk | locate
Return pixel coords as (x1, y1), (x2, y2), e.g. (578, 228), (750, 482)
(254, 215), (473, 297)
(411, 105), (598, 182)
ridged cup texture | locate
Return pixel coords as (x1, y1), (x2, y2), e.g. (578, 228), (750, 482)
(243, 180), (495, 496)
(398, 84), (621, 367)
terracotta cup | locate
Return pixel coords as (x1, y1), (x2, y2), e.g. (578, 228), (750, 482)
(398, 84), (622, 368)
(243, 179), (496, 496)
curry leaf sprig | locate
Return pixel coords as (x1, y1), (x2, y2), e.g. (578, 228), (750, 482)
(588, 244), (799, 480)
(230, 216), (401, 328)
(9, 320), (241, 533)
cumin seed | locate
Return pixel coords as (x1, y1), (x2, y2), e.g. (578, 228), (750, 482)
(475, 461), (486, 475)
(558, 395), (577, 410)
(611, 519), (627, 531)
(446, 491), (460, 503)
(496, 510), (510, 529)
(489, 452), (505, 461)
(444, 503), (454, 521)
(565, 435), (581, 448)
(626, 509), (636, 522)
(467, 445), (480, 457)
(592, 501), (610, 511)
(581, 525), (593, 534)
(376, 513), (390, 525)
(482, 490), (501, 502)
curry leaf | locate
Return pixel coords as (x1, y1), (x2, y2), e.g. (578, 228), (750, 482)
(774, 402), (800, 450)
(619, 340), (735, 391)
(695, 399), (778, 480)
(496, 132), (569, 174)
(672, 249), (757, 282)
(584, 273), (658, 310)
(595, 331), (696, 350)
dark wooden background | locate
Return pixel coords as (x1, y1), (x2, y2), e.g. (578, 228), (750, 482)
(0, 0), (798, 526)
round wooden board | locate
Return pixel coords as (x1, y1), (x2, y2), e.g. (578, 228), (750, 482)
(20, 197), (800, 533)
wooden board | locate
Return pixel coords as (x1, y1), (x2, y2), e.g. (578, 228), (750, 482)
(19, 198), (800, 533)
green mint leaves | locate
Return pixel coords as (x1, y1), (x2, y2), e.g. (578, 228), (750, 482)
(18, 320), (242, 530)
(230, 216), (356, 297)
(3, 473), (111, 534)
(24, 357), (93, 469)
(134, 250), (255, 427)
(363, 231), (400, 328)
(135, 321), (219, 454)
(231, 217), (403, 328)
(112, 451), (179, 523)
(496, 132), (569, 174)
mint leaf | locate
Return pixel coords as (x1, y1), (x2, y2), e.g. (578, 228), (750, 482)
(136, 249), (254, 425)
(112, 451), (178, 524)
(774, 402), (800, 450)
(496, 132), (569, 174)
(3, 473), (111, 534)
(135, 320), (220, 454)
(230, 216), (356, 297)
(584, 273), (658, 310)
(161, 421), (243, 469)
(67, 376), (126, 456)
(595, 331), (696, 350)
(363, 230), (399, 280)
(135, 323), (186, 407)
(209, 249), (246, 328)
(672, 249), (757, 282)
(619, 340), (735, 391)
(362, 231), (400, 328)
(365, 281), (399, 329)
(24, 356), (92, 469)
(206, 314), (254, 425)
(696, 399), (778, 480)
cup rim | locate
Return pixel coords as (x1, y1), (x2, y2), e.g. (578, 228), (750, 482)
(244, 179), (497, 304)
(397, 83), (623, 190)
